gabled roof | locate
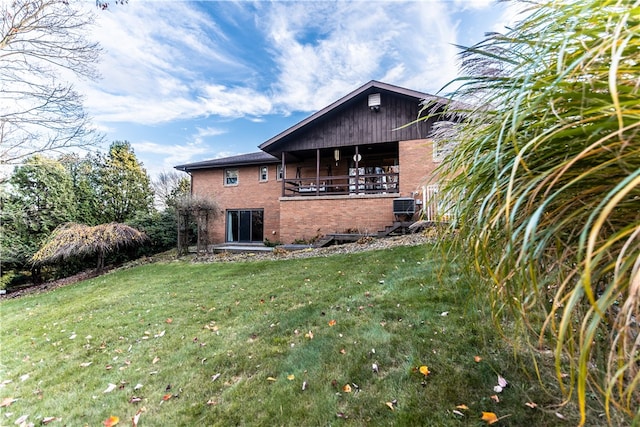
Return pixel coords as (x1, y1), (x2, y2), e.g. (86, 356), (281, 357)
(175, 151), (278, 172)
(259, 80), (449, 152)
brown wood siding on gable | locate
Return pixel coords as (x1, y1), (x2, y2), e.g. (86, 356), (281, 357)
(279, 94), (430, 152)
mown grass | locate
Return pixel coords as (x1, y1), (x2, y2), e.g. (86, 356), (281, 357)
(0, 244), (584, 426)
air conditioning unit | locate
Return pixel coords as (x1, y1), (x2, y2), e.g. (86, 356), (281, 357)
(393, 198), (415, 216)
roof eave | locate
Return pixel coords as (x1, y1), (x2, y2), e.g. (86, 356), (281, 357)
(175, 154), (279, 172)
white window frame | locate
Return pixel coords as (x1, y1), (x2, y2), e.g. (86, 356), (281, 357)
(259, 165), (268, 182)
(224, 168), (239, 186)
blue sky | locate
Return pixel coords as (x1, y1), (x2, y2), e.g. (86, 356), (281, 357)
(78, 0), (518, 177)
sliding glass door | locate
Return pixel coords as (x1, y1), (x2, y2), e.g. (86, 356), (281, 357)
(226, 209), (264, 243)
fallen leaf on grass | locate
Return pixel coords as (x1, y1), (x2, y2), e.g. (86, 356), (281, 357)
(339, 349), (346, 355)
(385, 401), (394, 411)
(211, 373), (221, 382)
(372, 363), (379, 373)
(154, 330), (165, 338)
(129, 396), (142, 403)
(162, 394), (172, 401)
(302, 381), (308, 391)
(102, 415), (119, 426)
(80, 362), (92, 367)
(266, 377), (277, 382)
(19, 374), (29, 382)
(474, 356), (482, 363)
(498, 375), (508, 387)
(152, 356), (160, 364)
(342, 384), (352, 393)
(419, 365), (430, 376)
(134, 383), (143, 390)
(455, 404), (469, 410)
(328, 319), (336, 326)
(525, 402), (537, 409)
(166, 318), (173, 324)
(452, 410), (465, 417)
(481, 411), (499, 424)
(490, 394), (500, 403)
(42, 417), (57, 424)
(15, 414), (29, 425)
(304, 331), (314, 339)
(132, 409), (143, 427)
(0, 397), (16, 407)
(103, 383), (117, 393)
(287, 374), (295, 381)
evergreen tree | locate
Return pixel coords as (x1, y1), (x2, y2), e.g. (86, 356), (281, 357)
(2, 155), (77, 272)
(58, 153), (101, 225)
(94, 141), (154, 223)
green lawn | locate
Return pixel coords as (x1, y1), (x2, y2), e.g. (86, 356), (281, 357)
(0, 244), (576, 426)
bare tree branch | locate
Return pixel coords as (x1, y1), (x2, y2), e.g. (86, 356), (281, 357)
(0, 0), (104, 164)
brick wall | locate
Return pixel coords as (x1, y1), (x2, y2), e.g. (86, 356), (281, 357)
(277, 139), (438, 243)
(399, 138), (438, 196)
(190, 139), (439, 244)
(191, 164), (282, 243)
(278, 195), (397, 243)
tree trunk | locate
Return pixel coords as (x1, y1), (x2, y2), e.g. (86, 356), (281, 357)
(96, 249), (105, 273)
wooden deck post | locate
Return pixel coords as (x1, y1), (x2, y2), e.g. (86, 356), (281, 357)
(316, 148), (320, 196)
(281, 152), (286, 197)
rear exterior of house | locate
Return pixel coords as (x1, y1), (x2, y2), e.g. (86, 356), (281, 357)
(175, 81), (450, 245)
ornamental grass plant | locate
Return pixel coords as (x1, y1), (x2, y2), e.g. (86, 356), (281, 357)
(430, 1), (640, 424)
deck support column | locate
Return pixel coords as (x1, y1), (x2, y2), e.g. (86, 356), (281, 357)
(316, 148), (320, 196)
(355, 145), (360, 193)
(281, 152), (286, 197)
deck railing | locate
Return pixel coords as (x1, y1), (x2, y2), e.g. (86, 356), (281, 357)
(283, 171), (399, 197)
(421, 184), (456, 222)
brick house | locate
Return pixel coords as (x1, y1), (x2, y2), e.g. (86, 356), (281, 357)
(175, 80), (452, 245)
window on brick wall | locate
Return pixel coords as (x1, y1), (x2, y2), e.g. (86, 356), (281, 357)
(277, 164), (284, 181)
(224, 169), (239, 186)
(259, 166), (268, 182)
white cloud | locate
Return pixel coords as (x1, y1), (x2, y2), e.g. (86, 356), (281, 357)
(453, 0), (494, 10)
(80, 1), (501, 131)
(132, 139), (210, 176)
(81, 1), (269, 125)
(262, 1), (460, 112)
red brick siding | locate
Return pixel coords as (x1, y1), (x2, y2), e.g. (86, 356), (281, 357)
(399, 139), (437, 196)
(189, 139), (439, 244)
(278, 195), (397, 243)
(191, 164), (281, 243)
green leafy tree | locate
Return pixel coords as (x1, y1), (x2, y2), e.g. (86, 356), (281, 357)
(433, 1), (639, 424)
(2, 155), (77, 282)
(93, 141), (153, 223)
